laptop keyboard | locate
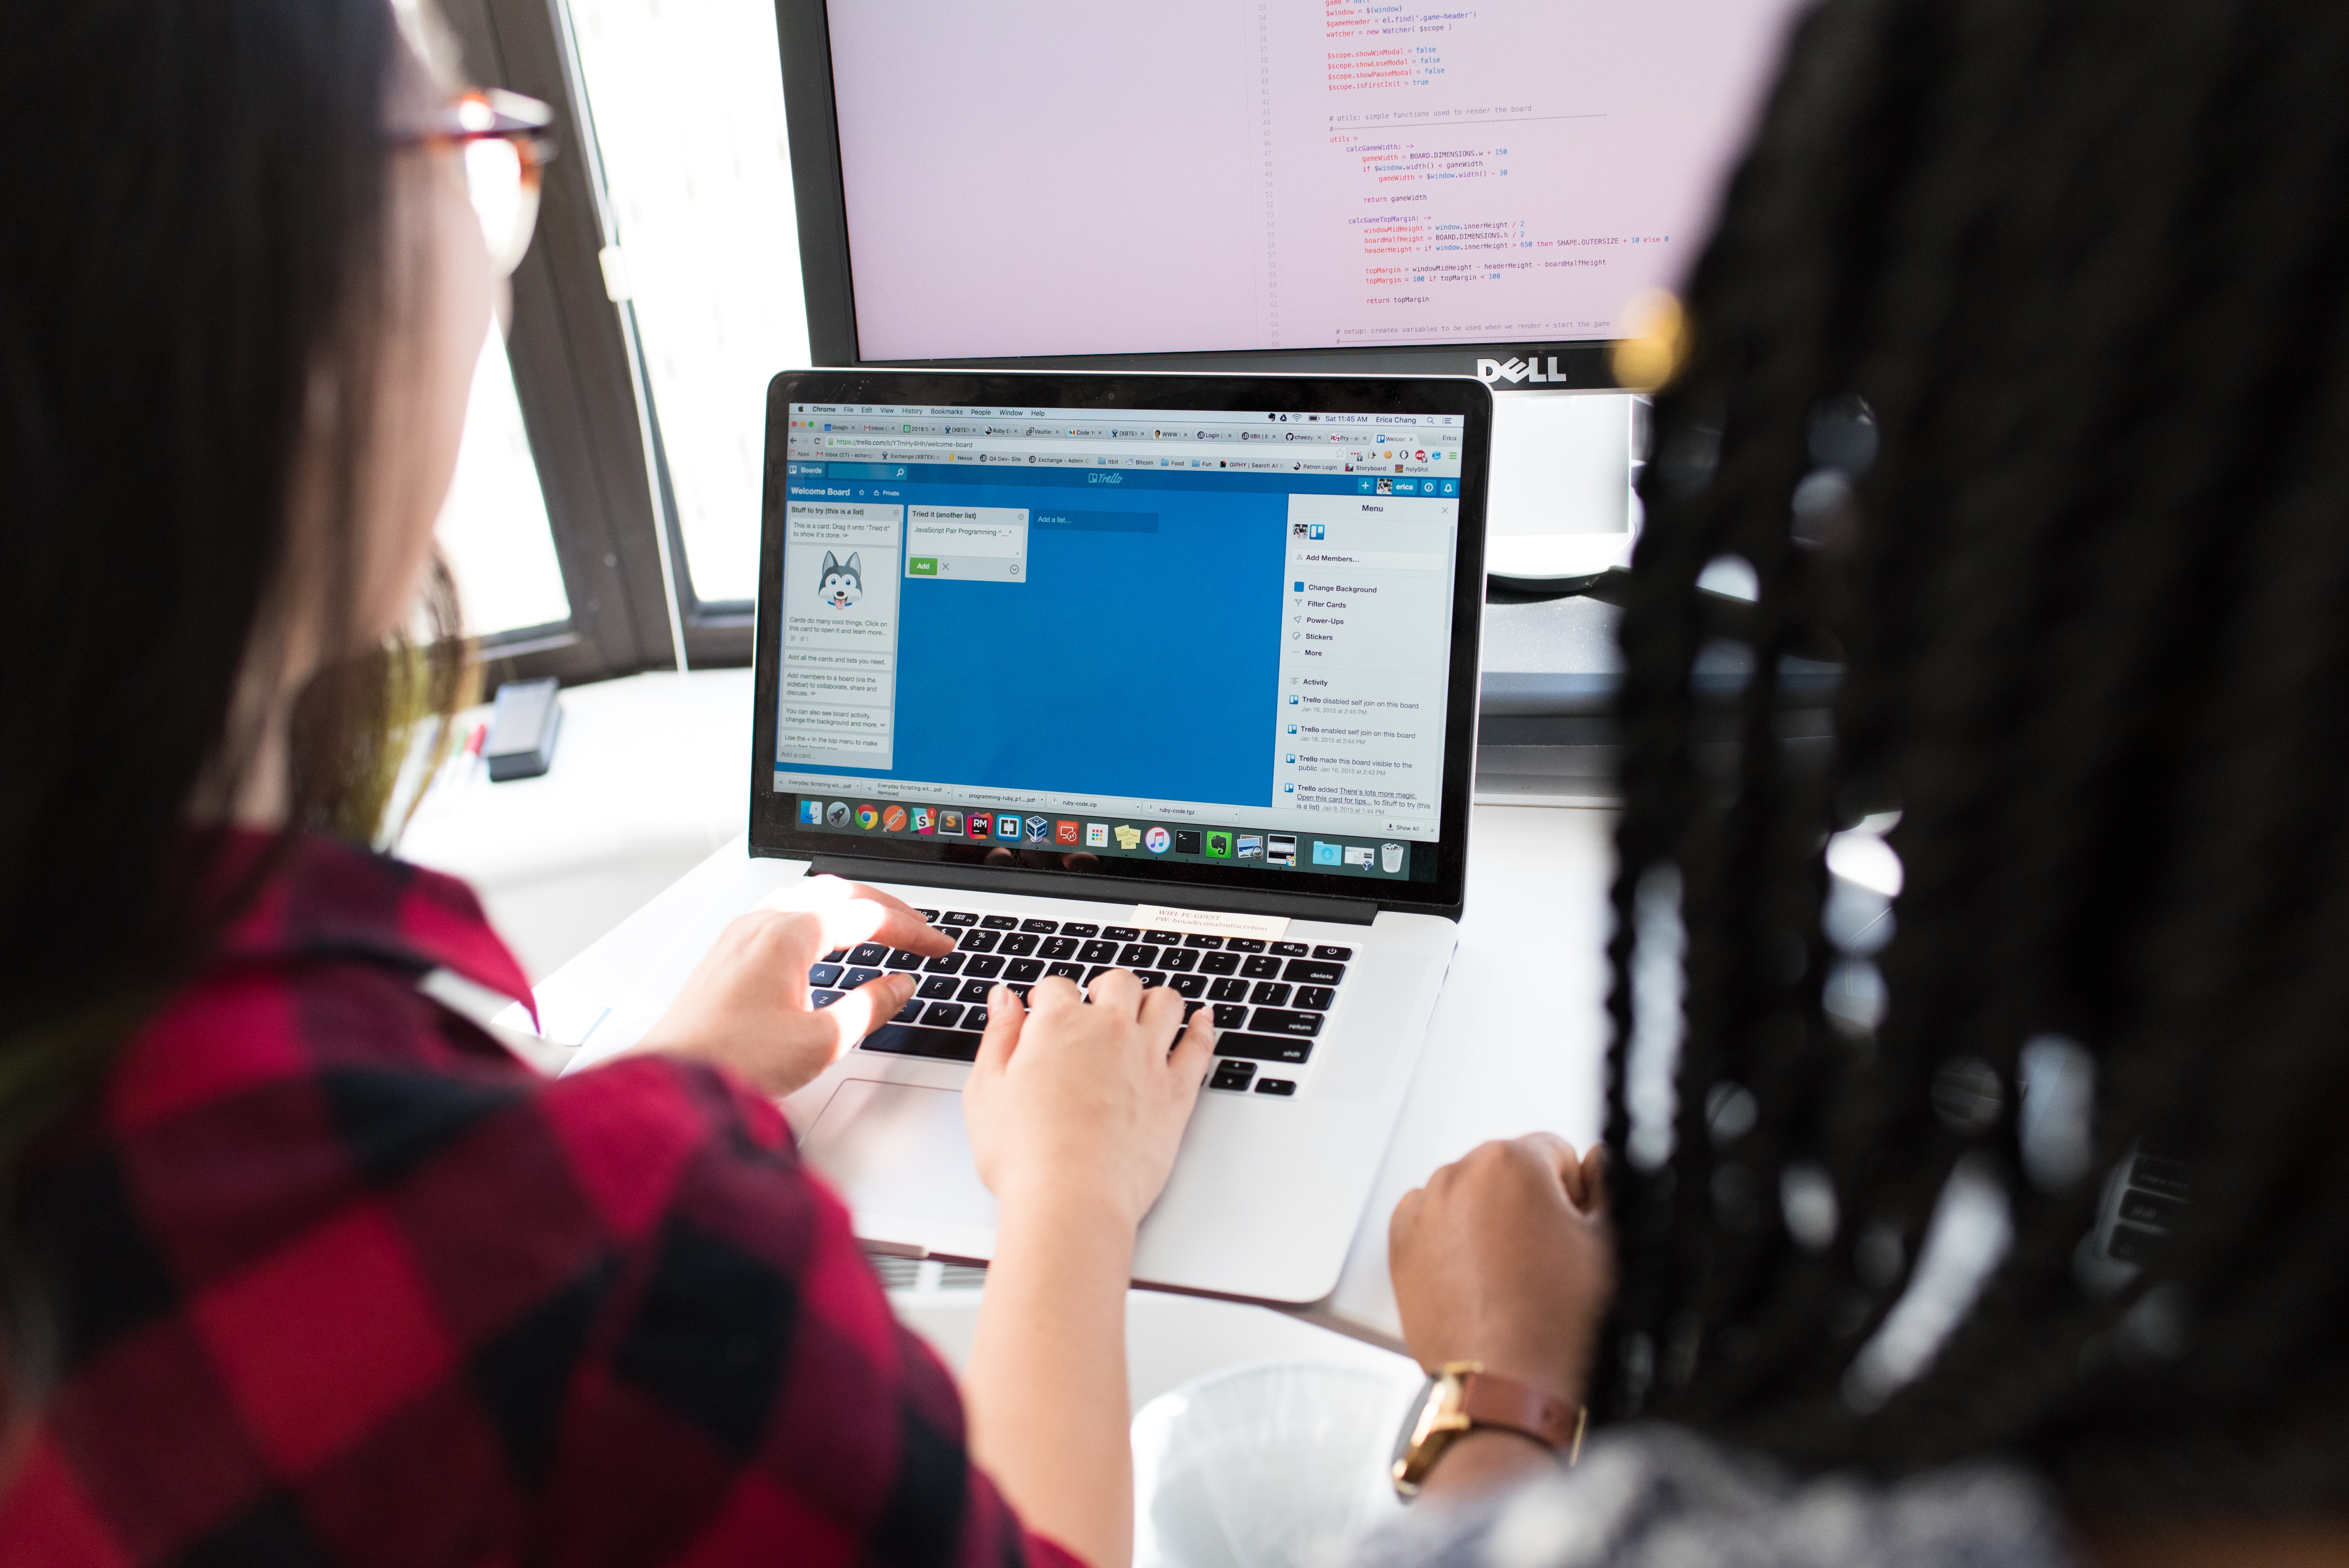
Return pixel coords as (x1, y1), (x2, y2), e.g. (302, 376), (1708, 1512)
(2099, 1149), (2189, 1265)
(806, 907), (1354, 1098)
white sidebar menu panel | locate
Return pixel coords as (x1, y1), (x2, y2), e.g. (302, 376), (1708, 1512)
(1273, 493), (1457, 838)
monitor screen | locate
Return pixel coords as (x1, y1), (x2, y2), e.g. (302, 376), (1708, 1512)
(754, 377), (1486, 902)
(813, 0), (1804, 365)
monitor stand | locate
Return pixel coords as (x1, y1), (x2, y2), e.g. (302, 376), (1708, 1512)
(1471, 390), (1838, 805)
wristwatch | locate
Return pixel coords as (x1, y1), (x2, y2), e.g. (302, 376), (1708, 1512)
(1390, 1361), (1586, 1499)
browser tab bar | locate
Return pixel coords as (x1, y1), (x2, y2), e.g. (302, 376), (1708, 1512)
(786, 401), (1468, 478)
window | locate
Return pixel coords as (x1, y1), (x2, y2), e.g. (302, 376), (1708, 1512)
(428, 0), (814, 682)
(435, 326), (572, 638)
(563, 0), (811, 613)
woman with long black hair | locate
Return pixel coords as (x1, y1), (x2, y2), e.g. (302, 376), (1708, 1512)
(1370, 0), (2349, 1561)
(0, 5), (1207, 1563)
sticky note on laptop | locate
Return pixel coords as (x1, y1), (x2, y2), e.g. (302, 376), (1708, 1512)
(1130, 905), (1290, 940)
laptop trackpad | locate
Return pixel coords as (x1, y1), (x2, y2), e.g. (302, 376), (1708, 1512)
(801, 1080), (1000, 1230)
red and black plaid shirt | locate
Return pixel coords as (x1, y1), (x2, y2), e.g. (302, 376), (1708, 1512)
(0, 834), (1078, 1568)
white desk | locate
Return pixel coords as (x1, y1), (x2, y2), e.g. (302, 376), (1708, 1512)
(505, 802), (1614, 1349)
(1302, 803), (1611, 1346)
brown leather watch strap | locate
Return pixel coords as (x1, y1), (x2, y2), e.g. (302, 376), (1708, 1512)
(1454, 1370), (1582, 1451)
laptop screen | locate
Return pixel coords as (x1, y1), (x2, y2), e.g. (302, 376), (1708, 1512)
(750, 374), (1489, 913)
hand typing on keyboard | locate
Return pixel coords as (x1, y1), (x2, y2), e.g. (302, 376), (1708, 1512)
(627, 876), (954, 1096)
(853, 909), (1351, 1099)
(963, 971), (1215, 1227)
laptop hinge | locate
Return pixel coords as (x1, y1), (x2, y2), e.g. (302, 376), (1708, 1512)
(804, 854), (1380, 926)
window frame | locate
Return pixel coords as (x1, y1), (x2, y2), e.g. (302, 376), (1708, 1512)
(435, 0), (716, 684)
(647, 410), (758, 666)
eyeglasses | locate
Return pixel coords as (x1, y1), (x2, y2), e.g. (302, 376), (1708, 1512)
(396, 89), (557, 278)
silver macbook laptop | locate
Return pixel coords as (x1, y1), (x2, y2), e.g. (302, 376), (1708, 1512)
(746, 368), (1489, 1306)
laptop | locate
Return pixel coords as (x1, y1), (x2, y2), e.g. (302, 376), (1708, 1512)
(740, 368), (1488, 1306)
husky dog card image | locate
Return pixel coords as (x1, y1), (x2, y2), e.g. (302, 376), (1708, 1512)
(816, 551), (864, 609)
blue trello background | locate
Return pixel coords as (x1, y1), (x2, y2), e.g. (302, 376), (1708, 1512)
(788, 470), (1293, 809)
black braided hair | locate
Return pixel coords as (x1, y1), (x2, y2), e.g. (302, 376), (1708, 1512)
(1599, 0), (2349, 1510)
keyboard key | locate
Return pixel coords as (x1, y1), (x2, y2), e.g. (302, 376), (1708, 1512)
(1214, 1033), (1312, 1065)
(959, 929), (1000, 952)
(937, 912), (978, 927)
(1240, 955), (1283, 979)
(1008, 984), (1032, 1002)
(1085, 965), (1116, 984)
(1255, 1079), (1298, 1097)
(915, 909), (940, 921)
(2119, 1191), (2185, 1230)
(1183, 934), (1225, 949)
(1046, 962), (1085, 980)
(965, 954), (1005, 978)
(1295, 985), (1336, 1011)
(1208, 977), (1249, 1003)
(893, 996), (925, 1024)
(811, 989), (845, 1009)
(807, 963), (844, 988)
(918, 976), (961, 1000)
(1209, 1060), (1257, 1092)
(999, 933), (1039, 956)
(1312, 945), (1354, 962)
(1249, 982), (1292, 1007)
(844, 967), (882, 988)
(980, 914), (1020, 930)
(1006, 959), (1044, 982)
(1226, 939), (1267, 953)
(1199, 951), (1240, 975)
(1183, 1000), (1206, 1021)
(847, 942), (890, 966)
(1169, 974), (1207, 998)
(821, 948), (848, 964)
(1118, 943), (1160, 967)
(922, 1002), (965, 1027)
(860, 1024), (979, 1062)
(1061, 922), (1101, 938)
(1021, 918), (1060, 934)
(1104, 925), (1141, 941)
(884, 950), (925, 970)
(1249, 1007), (1324, 1037)
(923, 951), (967, 975)
(1078, 939), (1119, 964)
(1212, 1003), (1248, 1029)
(1137, 972), (1166, 989)
(2107, 1223), (2161, 1264)
(1281, 959), (1346, 986)
(1143, 929), (1183, 945)
(2130, 1155), (2191, 1199)
(958, 978), (995, 1003)
(1271, 941), (1309, 958)
(962, 1006), (989, 1031)
(1040, 937), (1079, 960)
(1158, 948), (1198, 973)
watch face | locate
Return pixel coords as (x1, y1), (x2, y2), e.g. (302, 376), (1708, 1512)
(1391, 1373), (1449, 1497)
(1391, 1374), (1437, 1476)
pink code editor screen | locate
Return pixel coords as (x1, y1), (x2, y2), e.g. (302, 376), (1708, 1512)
(824, 0), (1807, 362)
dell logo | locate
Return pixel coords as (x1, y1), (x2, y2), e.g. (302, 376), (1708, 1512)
(1475, 355), (1569, 385)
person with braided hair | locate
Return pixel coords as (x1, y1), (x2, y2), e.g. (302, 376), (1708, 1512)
(1355, 0), (2349, 1562)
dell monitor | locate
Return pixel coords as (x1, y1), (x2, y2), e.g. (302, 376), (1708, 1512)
(775, 0), (1808, 388)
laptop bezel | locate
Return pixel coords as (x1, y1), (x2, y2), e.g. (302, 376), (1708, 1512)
(747, 368), (1491, 921)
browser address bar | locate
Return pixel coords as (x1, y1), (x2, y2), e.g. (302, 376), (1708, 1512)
(812, 435), (978, 453)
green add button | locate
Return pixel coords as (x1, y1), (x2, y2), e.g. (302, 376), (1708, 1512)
(907, 557), (938, 577)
